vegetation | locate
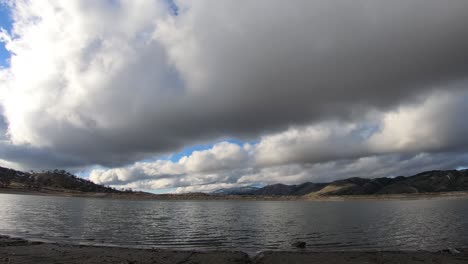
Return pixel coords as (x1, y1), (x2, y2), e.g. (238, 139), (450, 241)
(213, 169), (468, 196)
(2, 165), (468, 198)
(0, 166), (121, 193)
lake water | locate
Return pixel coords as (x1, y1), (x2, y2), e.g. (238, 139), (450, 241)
(1, 193), (468, 253)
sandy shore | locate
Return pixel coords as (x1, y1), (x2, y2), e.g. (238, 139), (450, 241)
(1, 236), (468, 264)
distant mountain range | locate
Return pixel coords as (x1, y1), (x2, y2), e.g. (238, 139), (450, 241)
(212, 169), (468, 196)
(1, 165), (468, 198)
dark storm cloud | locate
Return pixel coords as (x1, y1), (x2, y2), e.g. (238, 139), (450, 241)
(1, 0), (468, 172)
(0, 141), (86, 169)
(0, 112), (7, 140)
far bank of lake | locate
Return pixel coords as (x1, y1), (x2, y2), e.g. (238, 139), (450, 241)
(2, 187), (468, 201)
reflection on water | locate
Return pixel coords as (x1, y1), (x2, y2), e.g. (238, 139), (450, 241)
(1, 193), (468, 252)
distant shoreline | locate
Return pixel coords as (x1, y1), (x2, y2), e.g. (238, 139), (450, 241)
(2, 187), (468, 201)
(1, 235), (467, 264)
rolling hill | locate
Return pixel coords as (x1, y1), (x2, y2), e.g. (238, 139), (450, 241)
(2, 165), (468, 198)
(213, 169), (468, 196)
(0, 166), (120, 193)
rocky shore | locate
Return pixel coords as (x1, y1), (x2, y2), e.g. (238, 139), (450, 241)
(1, 236), (468, 264)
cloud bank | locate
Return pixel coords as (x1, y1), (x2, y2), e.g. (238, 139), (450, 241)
(1, 0), (468, 191)
(89, 90), (468, 192)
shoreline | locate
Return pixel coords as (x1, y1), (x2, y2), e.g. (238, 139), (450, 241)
(1, 236), (467, 264)
(2, 187), (468, 201)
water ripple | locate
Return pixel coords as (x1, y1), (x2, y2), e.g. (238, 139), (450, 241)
(1, 194), (468, 252)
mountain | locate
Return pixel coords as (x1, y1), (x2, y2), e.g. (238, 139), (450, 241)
(212, 169), (468, 196)
(212, 182), (327, 196)
(315, 170), (468, 196)
(212, 186), (260, 195)
(251, 182), (326, 196)
(0, 166), (120, 193)
(3, 166), (468, 198)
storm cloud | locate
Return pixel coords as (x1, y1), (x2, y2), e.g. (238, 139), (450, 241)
(1, 0), (468, 191)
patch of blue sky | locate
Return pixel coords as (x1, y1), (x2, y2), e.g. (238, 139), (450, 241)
(165, 0), (178, 16)
(138, 139), (234, 163)
(0, 3), (12, 68)
(76, 138), (255, 178)
(138, 137), (258, 164)
(165, 138), (257, 162)
(352, 122), (381, 140)
(456, 166), (468, 171)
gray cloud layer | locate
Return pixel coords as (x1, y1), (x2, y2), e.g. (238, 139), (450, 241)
(89, 89), (468, 191)
(1, 1), (468, 190)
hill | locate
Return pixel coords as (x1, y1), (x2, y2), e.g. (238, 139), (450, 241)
(212, 169), (468, 197)
(2, 166), (468, 199)
(0, 166), (120, 194)
(253, 182), (327, 196)
(212, 186), (261, 195)
(314, 170), (468, 196)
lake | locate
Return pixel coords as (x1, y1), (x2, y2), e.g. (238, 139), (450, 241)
(1, 193), (468, 253)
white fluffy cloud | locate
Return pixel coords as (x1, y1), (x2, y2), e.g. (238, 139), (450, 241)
(368, 90), (468, 153)
(1, 1), (468, 191)
(256, 89), (468, 167)
(92, 148), (468, 193)
(89, 142), (251, 185)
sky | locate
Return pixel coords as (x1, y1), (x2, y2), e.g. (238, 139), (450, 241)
(0, 0), (468, 193)
(0, 3), (12, 67)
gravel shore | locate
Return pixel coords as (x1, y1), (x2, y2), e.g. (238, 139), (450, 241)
(1, 236), (468, 263)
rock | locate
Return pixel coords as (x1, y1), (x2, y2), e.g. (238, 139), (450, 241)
(440, 248), (461, 254)
(292, 241), (306, 248)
